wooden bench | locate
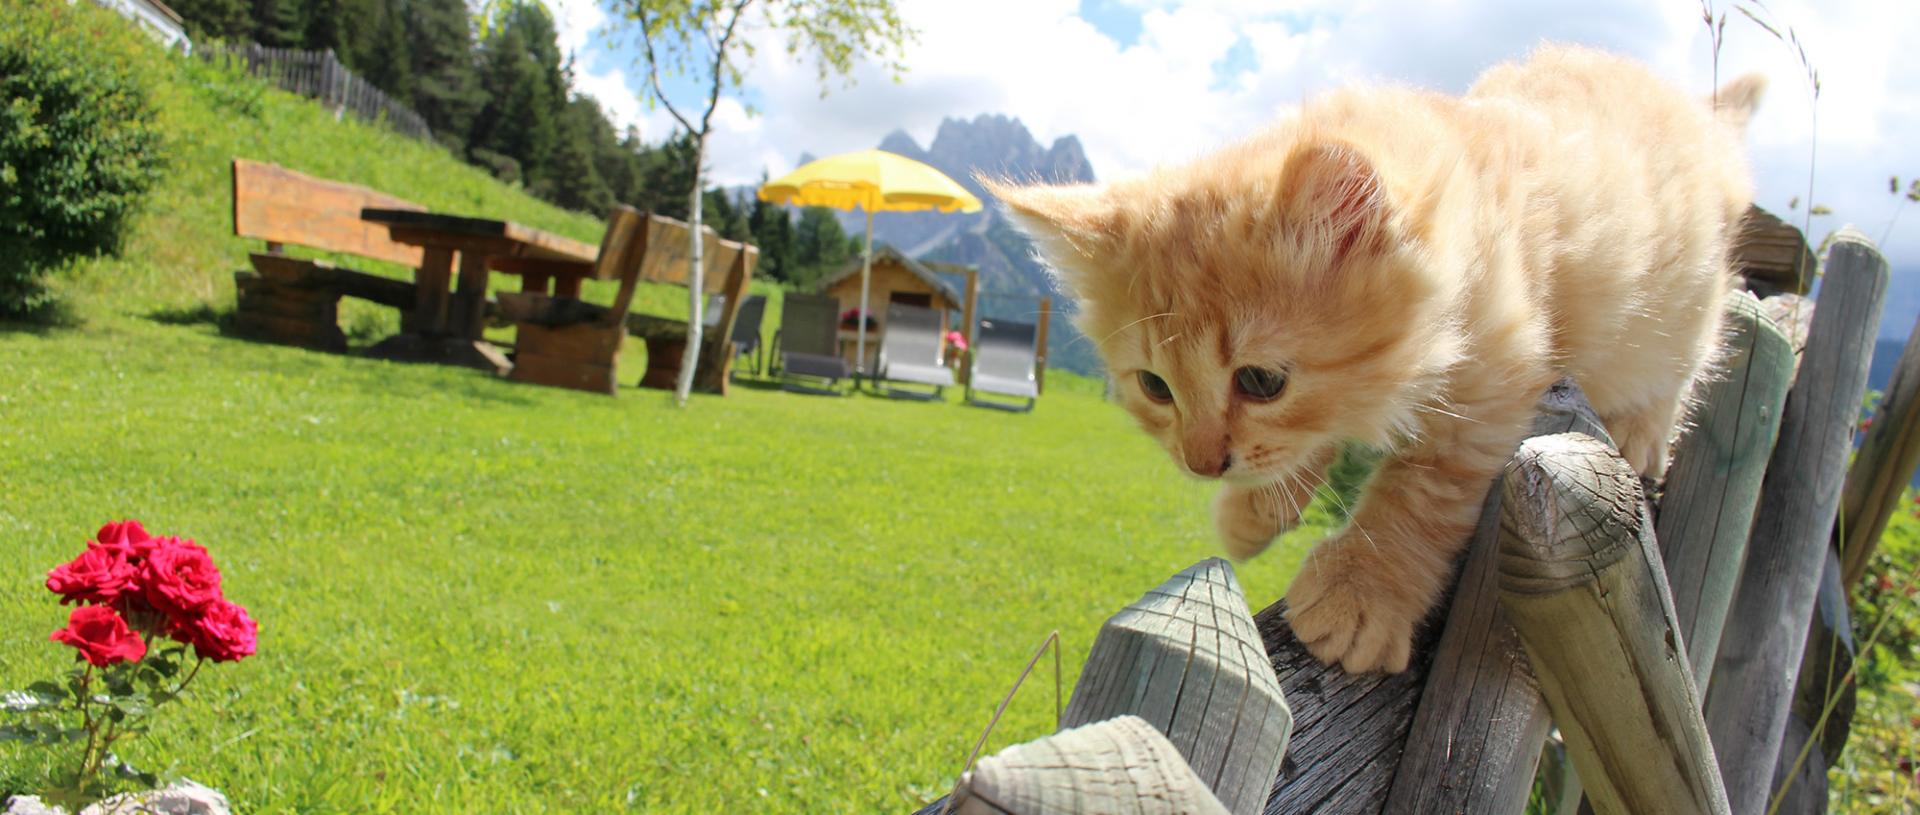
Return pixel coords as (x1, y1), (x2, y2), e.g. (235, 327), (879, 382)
(228, 158), (428, 351)
(495, 212), (757, 396)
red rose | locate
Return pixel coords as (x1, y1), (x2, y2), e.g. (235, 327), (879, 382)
(181, 599), (256, 663)
(46, 544), (138, 606)
(49, 605), (147, 667)
(92, 520), (155, 559)
(139, 537), (223, 619)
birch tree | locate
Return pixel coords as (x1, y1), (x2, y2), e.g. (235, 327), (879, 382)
(610, 0), (912, 405)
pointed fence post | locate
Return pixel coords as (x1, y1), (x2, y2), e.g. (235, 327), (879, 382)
(1497, 433), (1730, 815)
(949, 716), (1232, 815)
(1059, 558), (1291, 815)
(1705, 227), (1888, 815)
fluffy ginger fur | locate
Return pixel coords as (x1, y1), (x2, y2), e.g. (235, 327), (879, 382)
(989, 46), (1761, 674)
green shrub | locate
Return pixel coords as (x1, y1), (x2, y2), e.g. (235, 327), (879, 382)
(0, 0), (167, 317)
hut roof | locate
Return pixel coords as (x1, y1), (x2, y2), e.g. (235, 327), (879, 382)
(816, 245), (965, 305)
(1733, 204), (1816, 296)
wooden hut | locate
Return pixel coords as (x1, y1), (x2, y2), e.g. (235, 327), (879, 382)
(815, 246), (979, 371)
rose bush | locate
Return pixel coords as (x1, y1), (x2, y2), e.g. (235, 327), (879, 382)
(3, 520), (257, 807)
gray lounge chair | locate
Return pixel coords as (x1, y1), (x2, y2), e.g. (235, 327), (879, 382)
(966, 317), (1040, 412)
(774, 292), (852, 394)
(875, 303), (953, 399)
(705, 294), (769, 377)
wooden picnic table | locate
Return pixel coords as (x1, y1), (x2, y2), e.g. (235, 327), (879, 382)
(360, 208), (601, 372)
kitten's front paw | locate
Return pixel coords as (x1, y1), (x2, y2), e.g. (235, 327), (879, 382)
(1213, 482), (1306, 560)
(1284, 536), (1427, 674)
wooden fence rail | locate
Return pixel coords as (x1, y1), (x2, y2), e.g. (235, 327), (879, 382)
(196, 43), (433, 142)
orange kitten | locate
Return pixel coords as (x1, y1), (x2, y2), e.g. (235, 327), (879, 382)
(989, 46), (1762, 674)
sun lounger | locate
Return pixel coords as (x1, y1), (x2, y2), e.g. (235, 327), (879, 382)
(775, 292), (852, 394)
(875, 303), (953, 399)
(706, 294), (769, 377)
(966, 317), (1040, 412)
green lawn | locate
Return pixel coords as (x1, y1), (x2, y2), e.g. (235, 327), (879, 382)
(0, 26), (1342, 811)
(0, 313), (1325, 812)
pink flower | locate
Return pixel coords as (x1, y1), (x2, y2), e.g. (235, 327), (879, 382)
(46, 544), (137, 606)
(180, 599), (256, 663)
(139, 538), (223, 620)
(49, 605), (147, 667)
(945, 331), (969, 352)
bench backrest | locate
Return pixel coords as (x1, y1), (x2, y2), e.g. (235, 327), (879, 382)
(231, 158), (426, 267)
(637, 214), (759, 291)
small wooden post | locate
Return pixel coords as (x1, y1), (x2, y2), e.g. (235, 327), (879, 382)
(960, 268), (978, 387)
(1705, 228), (1888, 815)
(452, 250), (490, 339)
(1034, 296), (1050, 395)
(1060, 559), (1290, 815)
(1496, 432), (1730, 815)
(1655, 291), (1795, 684)
(1837, 313), (1920, 588)
(949, 716), (1231, 815)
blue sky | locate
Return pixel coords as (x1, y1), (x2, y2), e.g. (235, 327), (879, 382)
(554, 0), (1920, 336)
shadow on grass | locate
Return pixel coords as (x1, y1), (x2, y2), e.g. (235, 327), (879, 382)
(146, 302), (234, 330)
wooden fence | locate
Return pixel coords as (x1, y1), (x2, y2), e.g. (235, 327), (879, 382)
(197, 44), (432, 142)
(913, 224), (1904, 815)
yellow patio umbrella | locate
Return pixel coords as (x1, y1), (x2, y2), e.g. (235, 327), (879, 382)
(758, 149), (983, 376)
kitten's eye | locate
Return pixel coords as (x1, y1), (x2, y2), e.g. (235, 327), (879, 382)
(1234, 367), (1287, 401)
(1137, 371), (1174, 404)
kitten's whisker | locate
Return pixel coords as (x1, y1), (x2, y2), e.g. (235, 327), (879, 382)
(1098, 312), (1177, 348)
(1303, 469), (1377, 552)
(1413, 403), (1482, 424)
(1157, 333), (1183, 347)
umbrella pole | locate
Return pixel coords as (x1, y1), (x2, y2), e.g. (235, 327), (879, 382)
(856, 206), (874, 383)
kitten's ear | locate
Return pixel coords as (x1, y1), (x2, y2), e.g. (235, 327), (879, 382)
(980, 177), (1117, 260)
(1278, 141), (1391, 265)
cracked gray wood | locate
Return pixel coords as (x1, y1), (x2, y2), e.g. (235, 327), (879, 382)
(1497, 433), (1729, 815)
(1656, 290), (1794, 686)
(1059, 558), (1291, 815)
(1706, 227), (1888, 815)
(950, 715), (1231, 815)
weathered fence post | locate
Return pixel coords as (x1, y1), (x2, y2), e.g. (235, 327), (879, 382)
(1496, 433), (1730, 815)
(949, 716), (1231, 815)
(1058, 559), (1290, 815)
(1656, 291), (1795, 684)
(915, 559), (1290, 815)
(1705, 227), (1888, 815)
(1837, 312), (1920, 588)
(1377, 381), (1610, 815)
(1769, 551), (1857, 814)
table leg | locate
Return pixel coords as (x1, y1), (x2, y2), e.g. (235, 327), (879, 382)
(554, 274), (584, 299)
(413, 247), (455, 336)
(453, 251), (491, 339)
(523, 272), (552, 294)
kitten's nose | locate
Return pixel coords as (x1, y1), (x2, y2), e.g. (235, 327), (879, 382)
(1185, 449), (1233, 478)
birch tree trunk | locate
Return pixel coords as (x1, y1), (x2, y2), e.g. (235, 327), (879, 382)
(675, 136), (708, 405)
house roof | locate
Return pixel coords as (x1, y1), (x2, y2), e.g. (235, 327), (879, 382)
(815, 245), (968, 305)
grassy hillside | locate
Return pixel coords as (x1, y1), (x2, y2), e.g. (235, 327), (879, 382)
(1, 29), (1327, 813)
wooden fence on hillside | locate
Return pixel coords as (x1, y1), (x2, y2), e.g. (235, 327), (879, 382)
(197, 44), (432, 143)
(914, 222), (1913, 814)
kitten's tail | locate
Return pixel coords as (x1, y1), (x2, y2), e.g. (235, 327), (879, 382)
(1711, 73), (1767, 131)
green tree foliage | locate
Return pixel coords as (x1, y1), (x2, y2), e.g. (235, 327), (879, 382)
(788, 206), (854, 288)
(746, 179), (797, 282)
(251, 0), (306, 46)
(406, 0), (481, 150)
(469, 2), (564, 191)
(0, 0), (166, 318)
(169, 0), (252, 40)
